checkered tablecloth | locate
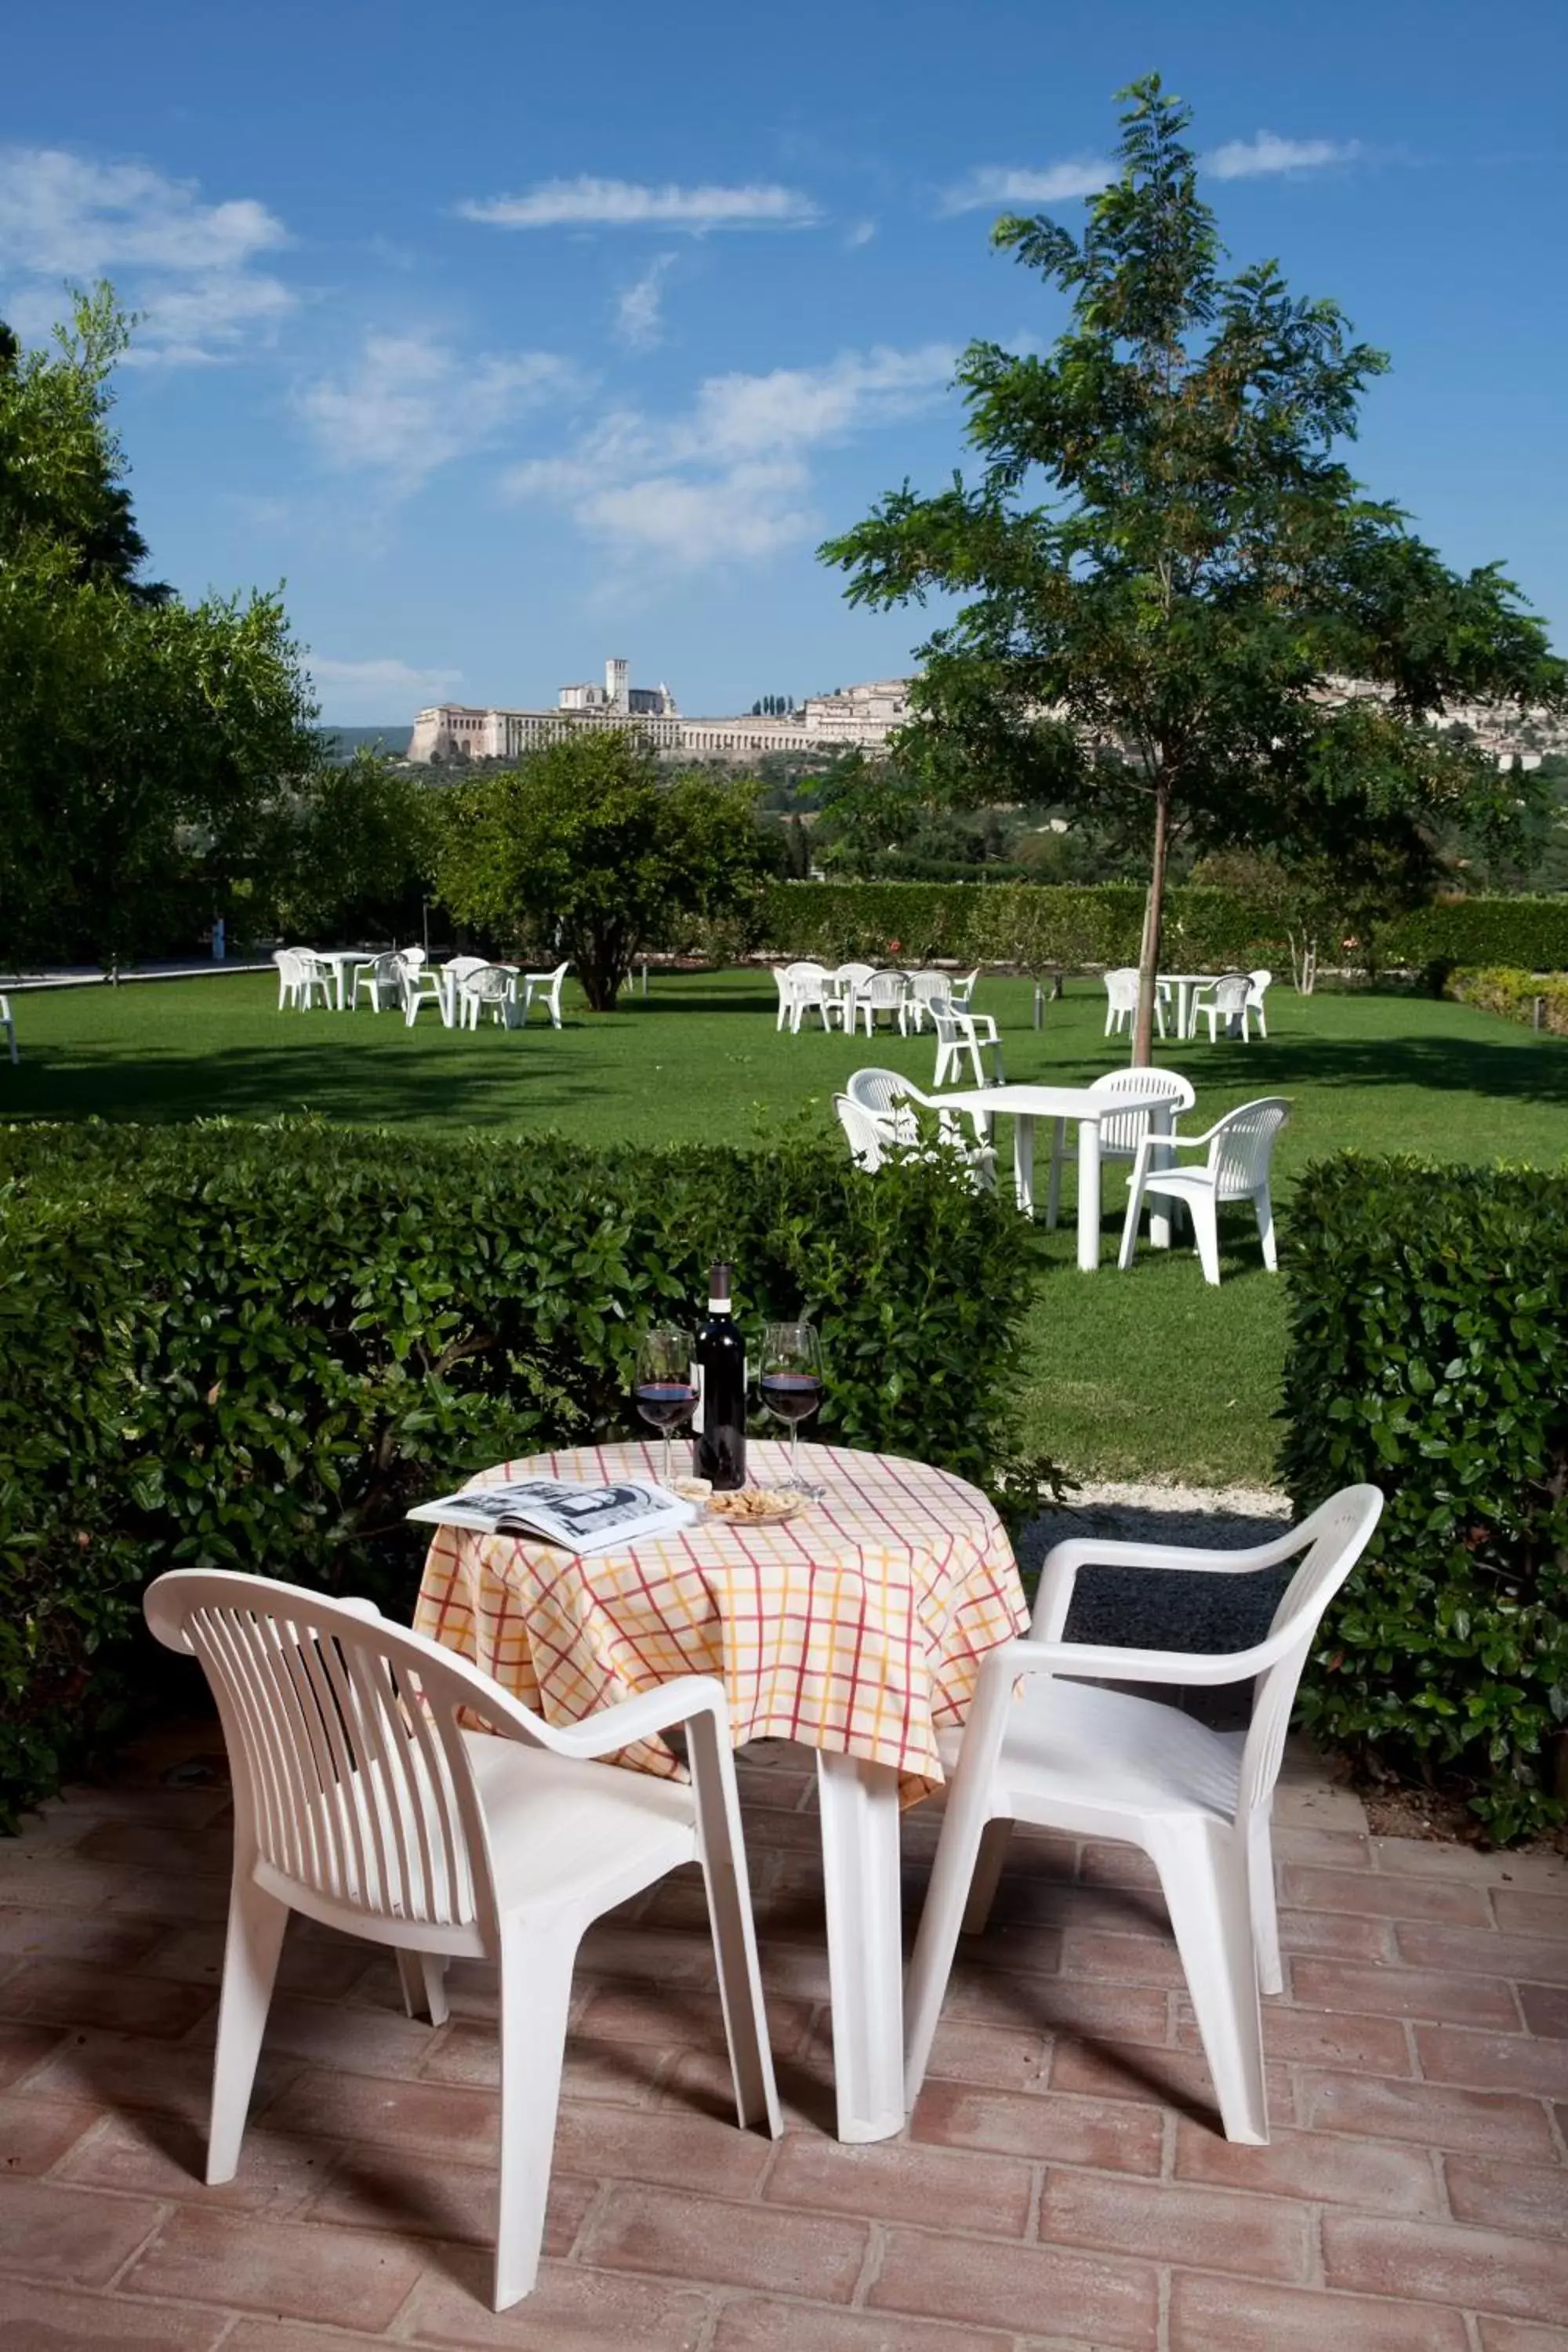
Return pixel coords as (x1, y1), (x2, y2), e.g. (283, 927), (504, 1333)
(414, 1438), (1027, 1802)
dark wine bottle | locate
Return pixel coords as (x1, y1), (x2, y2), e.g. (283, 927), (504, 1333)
(694, 1261), (746, 1491)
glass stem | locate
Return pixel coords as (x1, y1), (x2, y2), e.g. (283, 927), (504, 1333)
(662, 1428), (673, 1487)
(789, 1422), (799, 1483)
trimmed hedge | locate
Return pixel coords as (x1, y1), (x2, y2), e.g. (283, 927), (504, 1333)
(1282, 1156), (1568, 1841)
(1447, 966), (1568, 1039)
(0, 1120), (1037, 1828)
(760, 880), (1568, 976)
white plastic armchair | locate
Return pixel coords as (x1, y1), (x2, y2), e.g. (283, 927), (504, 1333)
(903, 1485), (1385, 2146)
(143, 1569), (779, 2312)
(903, 971), (952, 1033)
(948, 967), (980, 1011)
(352, 952), (408, 1014)
(851, 970), (913, 1036)
(844, 1066), (996, 1189)
(827, 961), (878, 1030)
(1104, 967), (1165, 1040)
(930, 996), (1004, 1087)
(458, 964), (519, 1029)
(779, 960), (829, 1033)
(834, 1091), (891, 1171)
(522, 959), (570, 1029)
(0, 993), (14, 1066)
(1244, 968), (1272, 1040)
(1192, 972), (1253, 1043)
(274, 949), (331, 1011)
(1120, 1095), (1290, 1285)
(405, 953), (485, 1027)
(1044, 1068), (1196, 1232)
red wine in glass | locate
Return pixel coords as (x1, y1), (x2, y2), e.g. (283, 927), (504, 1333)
(759, 1371), (823, 1423)
(760, 1322), (823, 1493)
(634, 1326), (696, 1487)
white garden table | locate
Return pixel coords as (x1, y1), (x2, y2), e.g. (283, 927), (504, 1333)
(1160, 973), (1225, 1041)
(938, 1081), (1176, 1268)
(312, 949), (368, 1011)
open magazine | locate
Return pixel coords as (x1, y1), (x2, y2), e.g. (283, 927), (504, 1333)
(408, 1475), (696, 1556)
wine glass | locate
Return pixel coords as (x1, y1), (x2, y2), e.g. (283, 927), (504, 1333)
(633, 1325), (697, 1490)
(759, 1321), (824, 1494)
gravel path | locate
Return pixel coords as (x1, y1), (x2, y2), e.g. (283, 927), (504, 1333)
(1016, 1479), (1295, 1655)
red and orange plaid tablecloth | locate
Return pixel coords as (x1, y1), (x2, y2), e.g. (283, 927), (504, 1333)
(414, 1438), (1028, 1802)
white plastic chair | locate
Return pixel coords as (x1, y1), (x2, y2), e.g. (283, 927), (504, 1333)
(1191, 972), (1252, 1043)
(405, 954), (486, 1027)
(930, 996), (1004, 1087)
(827, 962), (877, 1030)
(274, 949), (331, 1011)
(143, 1569), (779, 2310)
(903, 971), (951, 1033)
(1243, 969), (1272, 1040)
(844, 1067), (996, 1189)
(779, 961), (829, 1033)
(1104, 968), (1166, 1040)
(851, 971), (913, 1037)
(1045, 1068), (1196, 1232)
(903, 1485), (1385, 2146)
(1120, 1096), (1290, 1285)
(834, 1091), (893, 1172)
(0, 993), (14, 1066)
(948, 968), (980, 1011)
(352, 952), (408, 1014)
(521, 959), (569, 1029)
(459, 964), (520, 1029)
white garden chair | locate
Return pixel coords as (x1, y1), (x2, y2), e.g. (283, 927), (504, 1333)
(930, 996), (1004, 1088)
(405, 954), (485, 1027)
(834, 1091), (894, 1172)
(274, 949), (331, 1012)
(521, 959), (570, 1029)
(458, 964), (520, 1029)
(902, 1485), (1385, 2146)
(0, 993), (14, 1066)
(844, 1067), (996, 1189)
(1243, 968), (1272, 1040)
(1190, 972), (1253, 1042)
(143, 1569), (779, 2311)
(1119, 1096), (1290, 1285)
(778, 961), (829, 1033)
(851, 970), (913, 1036)
(948, 967), (980, 1011)
(1044, 1068), (1196, 1232)
(826, 961), (877, 1030)
(351, 952), (408, 1014)
(1104, 967), (1166, 1040)
(902, 971), (950, 1033)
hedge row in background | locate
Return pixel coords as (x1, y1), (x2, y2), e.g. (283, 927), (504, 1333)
(0, 1120), (1037, 1828)
(1281, 1156), (1568, 1842)
(759, 880), (1568, 977)
(1446, 966), (1568, 1039)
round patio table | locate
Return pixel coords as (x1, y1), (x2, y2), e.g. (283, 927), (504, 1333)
(414, 1436), (1027, 2145)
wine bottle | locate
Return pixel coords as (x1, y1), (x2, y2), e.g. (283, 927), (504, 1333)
(694, 1261), (746, 1491)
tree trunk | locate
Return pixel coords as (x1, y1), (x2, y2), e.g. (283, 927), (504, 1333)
(1132, 777), (1171, 1065)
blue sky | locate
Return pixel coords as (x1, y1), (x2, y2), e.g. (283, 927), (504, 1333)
(2, 1), (1563, 722)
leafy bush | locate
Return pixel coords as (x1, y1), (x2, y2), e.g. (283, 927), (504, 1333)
(1446, 965), (1568, 1038)
(0, 1118), (1037, 1828)
(1378, 897), (1568, 973)
(1281, 1156), (1568, 1841)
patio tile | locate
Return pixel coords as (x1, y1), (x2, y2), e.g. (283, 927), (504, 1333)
(26, 2031), (303, 2125)
(1167, 2270), (1472, 2350)
(1322, 2211), (1568, 2325)
(0, 1908), (168, 1965)
(1171, 2117), (1446, 2214)
(1047, 2039), (1297, 2129)
(0, 2020), (67, 2088)
(924, 2016), (1052, 2090)
(867, 2227), (1160, 2348)
(53, 2110), (336, 2215)
(1039, 2168), (1313, 2282)
(1178, 1996), (1413, 2074)
(1058, 1928), (1189, 1987)
(0, 1958), (216, 2042)
(0, 2176), (166, 2286)
(136, 1924), (373, 2002)
(581, 2182), (869, 2299)
(181, 1992), (447, 2079)
(1290, 1956), (1523, 2027)
(764, 2131), (1036, 2235)
(396, 2255), (711, 2350)
(74, 1823), (235, 1877)
(1415, 2024), (1568, 2098)
(1279, 1864), (1494, 1925)
(710, 2297), (1015, 2350)
(0, 2092), (101, 2174)
(1395, 1925), (1568, 1986)
(423, 2020), (675, 2107)
(122, 2207), (424, 2329)
(265, 2069), (501, 2165)
(225, 2327), (433, 2352)
(1297, 2069), (1559, 2159)
(1489, 1889), (1568, 1937)
(909, 2077), (1163, 2172)
(1475, 2324), (1568, 2352)
(1444, 2154), (1568, 2238)
(307, 2147), (594, 2255)
(939, 1968), (1171, 2044)
(1518, 1983), (1568, 2040)
(554, 2102), (778, 2201)
(0, 2280), (230, 2351)
(1276, 1907), (1398, 1962)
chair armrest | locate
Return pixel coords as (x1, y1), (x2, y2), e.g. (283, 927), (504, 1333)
(528, 1674), (733, 1760)
(1000, 1626), (1300, 1690)
(1029, 1526), (1304, 1639)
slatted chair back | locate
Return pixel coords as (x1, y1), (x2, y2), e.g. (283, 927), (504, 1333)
(846, 1066), (921, 1145)
(833, 1092), (890, 1171)
(834, 962), (877, 992)
(1206, 1098), (1290, 1199)
(1104, 968), (1140, 1016)
(1210, 973), (1252, 1018)
(1236, 1486), (1384, 1820)
(864, 971), (909, 1013)
(906, 971), (951, 1008)
(1087, 1069), (1196, 1160)
(466, 965), (514, 1004)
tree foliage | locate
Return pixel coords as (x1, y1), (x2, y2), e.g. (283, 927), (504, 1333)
(821, 74), (1565, 1058)
(261, 750), (441, 944)
(430, 731), (772, 1008)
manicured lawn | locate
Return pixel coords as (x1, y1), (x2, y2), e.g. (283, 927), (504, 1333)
(7, 965), (1566, 1486)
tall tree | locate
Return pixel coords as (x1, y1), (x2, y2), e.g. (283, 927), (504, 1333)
(821, 74), (1563, 1058)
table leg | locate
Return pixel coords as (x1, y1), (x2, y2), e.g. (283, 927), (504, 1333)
(1076, 1120), (1101, 1271)
(440, 973), (456, 1028)
(1012, 1115), (1035, 1218)
(1149, 1105), (1173, 1250)
(335, 966), (347, 1013)
(815, 1748), (906, 2143)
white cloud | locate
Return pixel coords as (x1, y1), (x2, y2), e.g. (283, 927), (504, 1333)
(458, 175), (820, 231)
(845, 218), (877, 249)
(939, 159), (1112, 215)
(615, 252), (676, 350)
(296, 331), (583, 492)
(503, 342), (955, 571)
(309, 655), (463, 717)
(0, 146), (293, 362)
(1203, 132), (1360, 180)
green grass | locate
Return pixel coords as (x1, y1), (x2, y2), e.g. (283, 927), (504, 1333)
(7, 965), (1566, 1488)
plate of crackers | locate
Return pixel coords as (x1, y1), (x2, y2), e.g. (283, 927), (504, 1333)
(702, 1483), (810, 1525)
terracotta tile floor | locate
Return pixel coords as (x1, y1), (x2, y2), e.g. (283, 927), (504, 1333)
(2, 1721), (1566, 2351)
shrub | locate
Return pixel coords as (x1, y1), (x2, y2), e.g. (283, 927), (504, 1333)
(1281, 1155), (1568, 1841)
(0, 1118), (1038, 1828)
(1378, 897), (1568, 974)
(1446, 966), (1568, 1039)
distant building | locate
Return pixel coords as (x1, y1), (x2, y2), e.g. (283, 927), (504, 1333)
(408, 661), (910, 764)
